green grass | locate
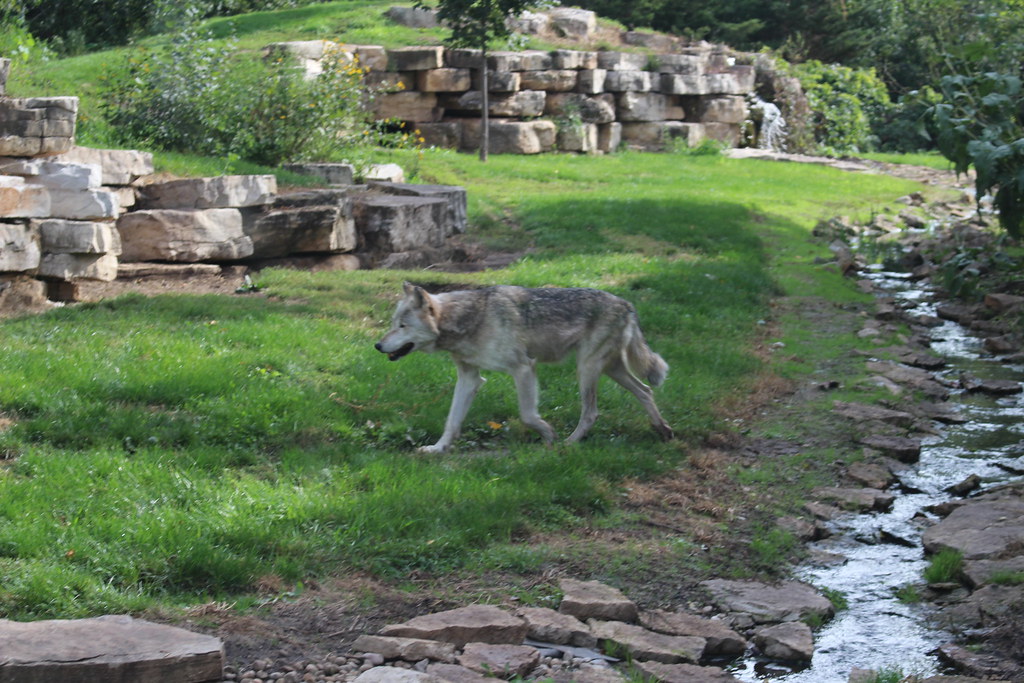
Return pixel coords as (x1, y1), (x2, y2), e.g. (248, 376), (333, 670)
(924, 548), (964, 584)
(0, 148), (924, 618)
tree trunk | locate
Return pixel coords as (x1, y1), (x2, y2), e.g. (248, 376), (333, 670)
(480, 45), (489, 162)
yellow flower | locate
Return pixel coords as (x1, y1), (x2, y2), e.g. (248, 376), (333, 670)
(487, 421), (503, 430)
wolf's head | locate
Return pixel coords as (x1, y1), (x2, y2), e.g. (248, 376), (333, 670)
(374, 282), (441, 361)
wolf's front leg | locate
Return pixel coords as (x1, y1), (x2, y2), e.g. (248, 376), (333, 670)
(419, 361), (485, 453)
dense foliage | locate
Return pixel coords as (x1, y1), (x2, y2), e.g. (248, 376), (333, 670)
(98, 13), (391, 166)
(927, 72), (1024, 238)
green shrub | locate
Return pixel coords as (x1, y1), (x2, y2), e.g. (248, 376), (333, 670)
(98, 12), (396, 166)
(789, 60), (892, 155)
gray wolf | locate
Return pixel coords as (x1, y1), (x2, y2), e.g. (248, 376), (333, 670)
(375, 282), (673, 453)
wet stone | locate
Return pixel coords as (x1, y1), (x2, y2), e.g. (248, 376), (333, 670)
(699, 580), (834, 625)
(638, 610), (747, 656)
(752, 621), (814, 662)
(633, 661), (739, 682)
(587, 620), (705, 664)
(858, 435), (922, 463)
(812, 486), (895, 512)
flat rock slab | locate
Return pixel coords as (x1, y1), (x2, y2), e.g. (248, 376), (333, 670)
(350, 634), (456, 663)
(0, 614), (223, 682)
(457, 643), (539, 678)
(638, 610), (747, 656)
(752, 621), (814, 662)
(379, 605), (527, 648)
(833, 401), (916, 427)
(700, 580), (834, 624)
(587, 620), (704, 664)
(858, 435), (922, 463)
(922, 497), (1024, 560)
(517, 606), (596, 647)
(559, 578), (638, 623)
(812, 486), (895, 512)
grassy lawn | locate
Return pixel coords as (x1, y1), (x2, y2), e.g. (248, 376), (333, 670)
(0, 148), (926, 618)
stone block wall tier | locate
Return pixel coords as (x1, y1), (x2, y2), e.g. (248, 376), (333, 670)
(48, 189), (120, 221)
(367, 182), (467, 236)
(519, 70), (578, 92)
(417, 68), (473, 93)
(136, 175), (277, 210)
(0, 96), (78, 158)
(55, 146), (155, 186)
(417, 122), (462, 149)
(461, 119), (556, 155)
(36, 219), (121, 255)
(116, 208), (254, 262)
(244, 205), (356, 258)
(597, 122), (622, 153)
(703, 122), (742, 147)
(544, 93), (616, 125)
(351, 45), (388, 72)
(373, 91), (442, 123)
(351, 194), (449, 253)
(0, 221), (41, 272)
(388, 46), (445, 71)
(661, 74), (711, 96)
(706, 67), (756, 95)
(39, 252), (118, 281)
(621, 121), (705, 150)
(656, 54), (706, 75)
(364, 71), (409, 90)
(577, 69), (607, 95)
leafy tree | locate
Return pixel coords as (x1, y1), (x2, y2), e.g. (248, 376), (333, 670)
(927, 72), (1024, 238)
(415, 0), (542, 161)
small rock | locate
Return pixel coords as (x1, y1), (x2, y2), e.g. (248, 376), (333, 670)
(752, 622), (814, 662)
(946, 474), (982, 496)
(559, 579), (639, 623)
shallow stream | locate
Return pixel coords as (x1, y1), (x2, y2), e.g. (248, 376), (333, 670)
(731, 269), (1024, 682)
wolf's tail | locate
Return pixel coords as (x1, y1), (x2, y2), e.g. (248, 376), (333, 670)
(623, 317), (668, 387)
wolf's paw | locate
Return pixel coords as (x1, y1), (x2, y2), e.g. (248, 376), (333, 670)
(418, 443), (449, 454)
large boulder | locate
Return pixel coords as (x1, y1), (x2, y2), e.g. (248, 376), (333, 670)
(117, 209), (253, 262)
(699, 580), (834, 624)
(38, 252), (118, 281)
(366, 182), (467, 235)
(922, 496), (1024, 560)
(0, 221), (40, 272)
(0, 96), (77, 157)
(136, 175), (277, 210)
(587, 620), (705, 664)
(56, 146), (154, 186)
(461, 119), (556, 155)
(36, 219), (121, 255)
(245, 189), (356, 258)
(352, 193), (448, 257)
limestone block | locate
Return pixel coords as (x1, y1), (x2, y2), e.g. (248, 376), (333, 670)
(117, 208), (253, 262)
(0, 96), (77, 157)
(368, 182), (468, 235)
(597, 52), (649, 71)
(246, 206), (356, 257)
(597, 122), (622, 153)
(545, 93), (616, 124)
(604, 70), (655, 93)
(0, 159), (103, 191)
(617, 92), (671, 122)
(364, 71), (409, 90)
(507, 10), (549, 35)
(374, 91), (442, 123)
(622, 31), (678, 52)
(473, 70), (521, 93)
(48, 189), (119, 220)
(706, 67), (756, 95)
(0, 222), (40, 272)
(622, 122), (705, 150)
(37, 219), (121, 255)
(417, 122), (462, 149)
(364, 163), (406, 182)
(56, 146), (155, 185)
(461, 119), (556, 155)
(700, 95), (748, 124)
(453, 90), (546, 118)
(352, 194), (448, 254)
(0, 176), (50, 218)
(661, 73), (710, 95)
(388, 46), (444, 71)
(137, 175), (277, 210)
(548, 8), (597, 39)
(39, 252), (118, 281)
(385, 6), (439, 28)
(110, 186), (137, 210)
(0, 615), (224, 681)
(283, 162), (356, 186)
(656, 54), (707, 75)
(577, 69), (607, 95)
(557, 123), (598, 153)
(551, 50), (597, 70)
(353, 45), (389, 72)
(417, 68), (472, 92)
(444, 48), (484, 69)
(262, 39), (336, 61)
(0, 274), (49, 315)
(665, 101), (686, 120)
(519, 70), (578, 92)
(516, 50), (555, 71)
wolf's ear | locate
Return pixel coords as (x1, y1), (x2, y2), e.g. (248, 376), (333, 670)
(403, 281), (430, 309)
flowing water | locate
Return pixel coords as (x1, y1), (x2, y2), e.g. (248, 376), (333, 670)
(731, 269), (1024, 682)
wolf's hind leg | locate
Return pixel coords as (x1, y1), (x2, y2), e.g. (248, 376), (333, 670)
(605, 360), (674, 441)
(511, 361), (556, 443)
(566, 359), (602, 443)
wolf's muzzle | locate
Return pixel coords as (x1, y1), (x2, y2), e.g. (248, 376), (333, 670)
(375, 341), (415, 361)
